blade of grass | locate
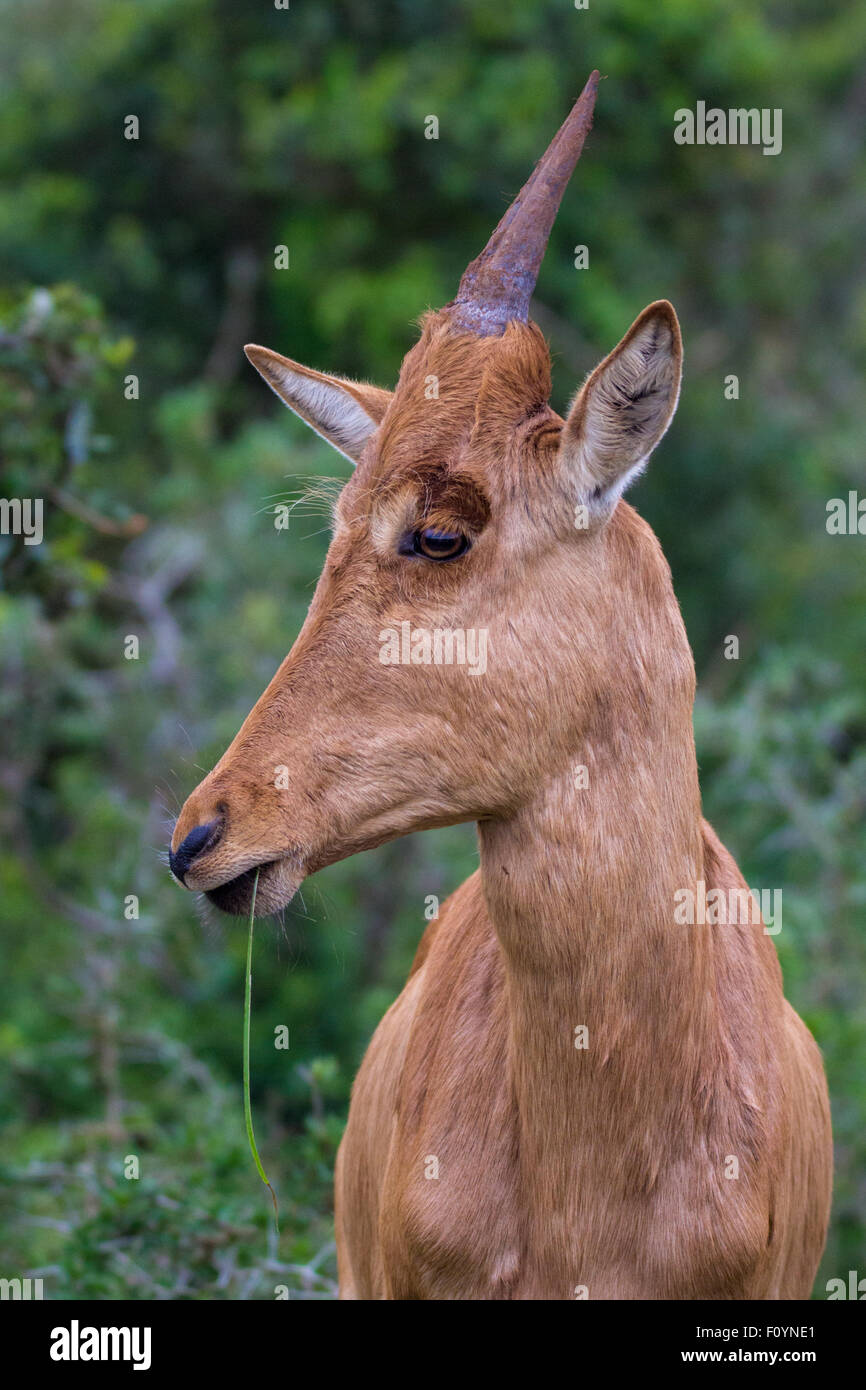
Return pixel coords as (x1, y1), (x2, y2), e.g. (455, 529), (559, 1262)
(244, 868), (279, 1232)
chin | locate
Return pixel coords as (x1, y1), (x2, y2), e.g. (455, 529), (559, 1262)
(205, 859), (299, 917)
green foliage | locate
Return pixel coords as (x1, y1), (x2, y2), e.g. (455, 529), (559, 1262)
(0, 0), (863, 1299)
(696, 654), (866, 1288)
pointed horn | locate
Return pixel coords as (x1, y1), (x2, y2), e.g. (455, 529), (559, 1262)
(450, 70), (600, 336)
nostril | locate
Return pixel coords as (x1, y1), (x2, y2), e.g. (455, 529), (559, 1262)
(170, 818), (223, 883)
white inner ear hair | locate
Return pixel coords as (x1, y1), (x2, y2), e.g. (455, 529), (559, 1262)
(578, 319), (679, 506)
(267, 364), (378, 463)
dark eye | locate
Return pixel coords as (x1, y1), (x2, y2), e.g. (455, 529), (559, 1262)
(409, 528), (470, 561)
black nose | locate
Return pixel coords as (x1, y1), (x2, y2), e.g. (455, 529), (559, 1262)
(170, 819), (222, 883)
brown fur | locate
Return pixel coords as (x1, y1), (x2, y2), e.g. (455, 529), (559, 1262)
(172, 307), (832, 1299)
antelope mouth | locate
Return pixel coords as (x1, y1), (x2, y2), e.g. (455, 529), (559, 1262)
(205, 858), (299, 917)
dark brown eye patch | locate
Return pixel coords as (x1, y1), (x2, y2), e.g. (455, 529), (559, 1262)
(378, 466), (489, 562)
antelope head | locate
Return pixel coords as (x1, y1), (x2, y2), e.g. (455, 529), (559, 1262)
(170, 71), (685, 915)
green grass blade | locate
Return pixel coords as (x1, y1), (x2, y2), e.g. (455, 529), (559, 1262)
(244, 868), (279, 1232)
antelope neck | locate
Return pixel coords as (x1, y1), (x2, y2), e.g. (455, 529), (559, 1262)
(477, 724), (715, 1192)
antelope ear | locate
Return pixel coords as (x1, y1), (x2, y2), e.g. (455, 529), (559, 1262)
(560, 301), (682, 517)
(244, 344), (392, 465)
